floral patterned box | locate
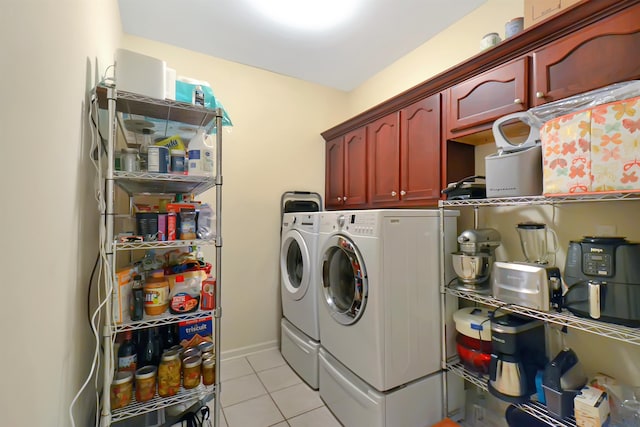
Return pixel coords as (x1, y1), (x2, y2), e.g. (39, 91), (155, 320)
(541, 109), (592, 195)
(590, 96), (640, 192)
(541, 95), (640, 195)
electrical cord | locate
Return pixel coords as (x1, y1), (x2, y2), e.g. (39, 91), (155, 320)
(69, 82), (115, 427)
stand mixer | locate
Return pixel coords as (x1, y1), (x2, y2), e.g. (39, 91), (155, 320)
(451, 228), (501, 293)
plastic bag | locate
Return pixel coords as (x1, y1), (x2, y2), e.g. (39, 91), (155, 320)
(197, 204), (216, 240)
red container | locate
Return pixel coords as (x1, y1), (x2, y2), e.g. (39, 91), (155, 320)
(201, 276), (216, 310)
(456, 333), (492, 375)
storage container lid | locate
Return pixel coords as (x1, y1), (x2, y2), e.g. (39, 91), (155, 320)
(453, 307), (492, 341)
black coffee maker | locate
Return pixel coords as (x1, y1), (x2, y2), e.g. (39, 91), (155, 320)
(564, 236), (640, 326)
(488, 314), (547, 404)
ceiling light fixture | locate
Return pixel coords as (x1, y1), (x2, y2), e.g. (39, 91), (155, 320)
(245, 0), (363, 31)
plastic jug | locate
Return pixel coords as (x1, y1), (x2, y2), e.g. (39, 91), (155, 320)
(187, 129), (214, 176)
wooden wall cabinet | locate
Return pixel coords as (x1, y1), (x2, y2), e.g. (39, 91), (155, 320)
(367, 94), (442, 207)
(447, 57), (529, 139)
(532, 3), (640, 106)
(322, 1), (640, 210)
(325, 128), (368, 210)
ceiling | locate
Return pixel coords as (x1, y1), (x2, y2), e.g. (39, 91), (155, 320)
(118, 0), (487, 91)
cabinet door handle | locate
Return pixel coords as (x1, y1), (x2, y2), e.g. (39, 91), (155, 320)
(513, 98), (522, 104)
(343, 196), (348, 202)
(337, 197), (342, 202)
(391, 191), (397, 197)
(400, 190), (406, 196)
(536, 91), (546, 99)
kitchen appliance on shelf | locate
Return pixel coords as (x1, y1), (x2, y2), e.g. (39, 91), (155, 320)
(451, 228), (501, 294)
(485, 112), (543, 198)
(488, 314), (547, 404)
(441, 175), (487, 200)
(516, 222), (559, 265)
(491, 262), (563, 311)
(564, 236), (640, 327)
(542, 347), (587, 420)
(453, 307), (493, 375)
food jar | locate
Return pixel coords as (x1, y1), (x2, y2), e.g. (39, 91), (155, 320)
(182, 356), (202, 389)
(143, 270), (169, 316)
(110, 371), (133, 410)
(181, 347), (202, 362)
(202, 356), (215, 386)
(158, 349), (182, 397)
(121, 148), (139, 172)
(197, 341), (214, 359)
(135, 365), (157, 402)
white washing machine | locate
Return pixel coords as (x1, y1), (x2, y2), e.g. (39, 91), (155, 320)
(280, 212), (321, 388)
(318, 209), (459, 426)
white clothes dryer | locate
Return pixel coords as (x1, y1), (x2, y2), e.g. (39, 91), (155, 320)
(317, 209), (460, 392)
(280, 212), (321, 389)
(280, 212), (320, 340)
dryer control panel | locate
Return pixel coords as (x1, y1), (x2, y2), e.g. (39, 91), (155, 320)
(346, 213), (377, 236)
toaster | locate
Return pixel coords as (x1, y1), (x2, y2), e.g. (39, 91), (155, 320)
(492, 262), (562, 311)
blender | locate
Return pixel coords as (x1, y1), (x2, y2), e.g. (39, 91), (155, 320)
(516, 222), (558, 265)
(450, 228), (501, 293)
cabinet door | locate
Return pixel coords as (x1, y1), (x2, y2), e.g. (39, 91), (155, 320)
(367, 113), (400, 204)
(447, 57), (529, 136)
(325, 137), (345, 209)
(532, 4), (640, 106)
(400, 94), (441, 202)
(343, 127), (368, 208)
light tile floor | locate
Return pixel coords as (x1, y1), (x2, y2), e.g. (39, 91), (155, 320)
(209, 348), (342, 427)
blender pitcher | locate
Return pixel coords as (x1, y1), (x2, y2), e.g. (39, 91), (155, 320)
(516, 223), (558, 265)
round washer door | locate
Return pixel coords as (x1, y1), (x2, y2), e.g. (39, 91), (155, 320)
(280, 229), (311, 300)
(321, 235), (368, 325)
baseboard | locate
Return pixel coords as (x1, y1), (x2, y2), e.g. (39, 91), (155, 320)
(220, 339), (279, 361)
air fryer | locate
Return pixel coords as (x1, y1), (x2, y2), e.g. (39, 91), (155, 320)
(564, 236), (640, 327)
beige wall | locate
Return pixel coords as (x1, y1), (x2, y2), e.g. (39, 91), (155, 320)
(122, 35), (349, 355)
(347, 0), (525, 115)
(0, 0), (121, 426)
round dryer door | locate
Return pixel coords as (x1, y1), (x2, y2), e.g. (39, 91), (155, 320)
(281, 229), (311, 300)
(321, 235), (368, 325)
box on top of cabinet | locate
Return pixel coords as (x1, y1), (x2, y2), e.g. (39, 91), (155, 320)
(524, 0), (582, 28)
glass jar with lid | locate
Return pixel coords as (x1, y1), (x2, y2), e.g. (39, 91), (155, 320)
(158, 349), (181, 397)
(110, 371), (133, 409)
(202, 356), (215, 386)
(135, 365), (157, 402)
(182, 356), (202, 389)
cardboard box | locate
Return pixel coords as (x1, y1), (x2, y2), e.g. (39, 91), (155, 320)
(524, 0), (582, 28)
(178, 316), (213, 348)
(575, 386), (610, 427)
(541, 109), (592, 194)
(113, 266), (137, 324)
(542, 95), (640, 195)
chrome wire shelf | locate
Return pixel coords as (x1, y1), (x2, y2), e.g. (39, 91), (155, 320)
(446, 362), (576, 427)
(444, 287), (640, 345)
(439, 191), (640, 207)
(114, 237), (216, 251)
(112, 310), (214, 334)
(113, 171), (215, 196)
(110, 383), (215, 423)
(96, 85), (223, 127)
